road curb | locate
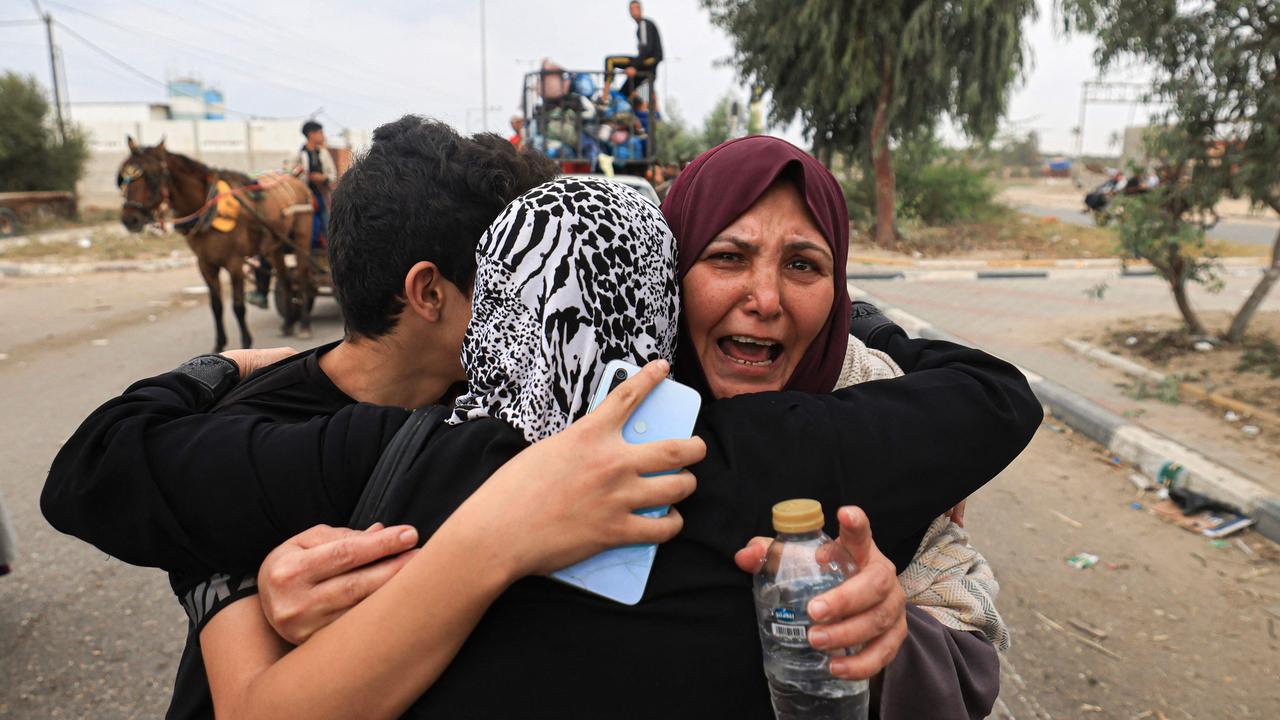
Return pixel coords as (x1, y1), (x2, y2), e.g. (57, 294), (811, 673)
(849, 282), (1280, 544)
(847, 254), (1267, 271)
(0, 256), (194, 277)
(844, 265), (1260, 283)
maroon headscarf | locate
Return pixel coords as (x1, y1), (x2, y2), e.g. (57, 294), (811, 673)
(661, 135), (851, 396)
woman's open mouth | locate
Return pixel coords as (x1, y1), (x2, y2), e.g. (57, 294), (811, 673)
(716, 335), (784, 367)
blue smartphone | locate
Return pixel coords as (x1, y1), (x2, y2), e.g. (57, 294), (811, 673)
(549, 359), (702, 605)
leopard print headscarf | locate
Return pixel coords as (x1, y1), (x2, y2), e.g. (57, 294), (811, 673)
(449, 176), (679, 443)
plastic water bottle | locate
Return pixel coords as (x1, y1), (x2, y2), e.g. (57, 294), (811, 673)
(753, 499), (868, 720)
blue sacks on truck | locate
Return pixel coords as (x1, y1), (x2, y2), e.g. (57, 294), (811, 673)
(571, 73), (597, 100)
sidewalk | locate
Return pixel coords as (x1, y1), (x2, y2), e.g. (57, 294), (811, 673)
(0, 221), (123, 251)
(850, 273), (1280, 496)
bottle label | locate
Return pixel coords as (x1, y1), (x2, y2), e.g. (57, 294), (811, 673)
(768, 608), (810, 648)
(769, 621), (809, 646)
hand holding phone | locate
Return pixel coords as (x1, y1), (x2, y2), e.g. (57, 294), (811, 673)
(550, 359), (701, 604)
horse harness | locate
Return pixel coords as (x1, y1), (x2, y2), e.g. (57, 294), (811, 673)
(117, 158), (173, 221)
(118, 159), (324, 271)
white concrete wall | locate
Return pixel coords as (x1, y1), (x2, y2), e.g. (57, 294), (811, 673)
(77, 118), (365, 208)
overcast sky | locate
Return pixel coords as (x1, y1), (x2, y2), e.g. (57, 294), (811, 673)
(1, 0), (1155, 155)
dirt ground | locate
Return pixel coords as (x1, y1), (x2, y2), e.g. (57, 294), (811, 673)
(850, 212), (1122, 260)
(983, 424), (1280, 720)
(1091, 311), (1280, 467)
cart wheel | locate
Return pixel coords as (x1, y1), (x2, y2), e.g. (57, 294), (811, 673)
(274, 278), (316, 320)
(0, 208), (19, 238)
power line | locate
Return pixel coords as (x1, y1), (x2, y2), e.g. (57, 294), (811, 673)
(176, 0), (470, 107)
(0, 19), (43, 27)
(44, 0), (416, 116)
(52, 19), (260, 117)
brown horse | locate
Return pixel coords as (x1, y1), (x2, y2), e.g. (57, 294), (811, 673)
(117, 137), (315, 352)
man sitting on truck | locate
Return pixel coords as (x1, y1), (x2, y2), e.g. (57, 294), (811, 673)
(605, 1), (663, 112)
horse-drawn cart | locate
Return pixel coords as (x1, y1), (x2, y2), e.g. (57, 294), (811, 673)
(270, 247), (334, 330)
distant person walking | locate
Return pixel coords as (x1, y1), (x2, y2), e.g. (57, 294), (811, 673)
(605, 1), (663, 111)
(298, 120), (337, 251)
(508, 115), (525, 149)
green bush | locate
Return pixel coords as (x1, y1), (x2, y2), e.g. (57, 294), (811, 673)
(841, 136), (1000, 226)
(0, 72), (87, 193)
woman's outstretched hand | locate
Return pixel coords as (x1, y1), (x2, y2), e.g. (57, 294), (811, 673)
(734, 506), (907, 681)
(458, 358), (705, 578)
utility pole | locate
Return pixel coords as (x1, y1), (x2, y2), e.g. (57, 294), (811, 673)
(479, 0), (489, 133)
(33, 0), (65, 142)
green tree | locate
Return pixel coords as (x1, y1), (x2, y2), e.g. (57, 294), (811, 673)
(654, 102), (709, 166)
(704, 0), (1035, 248)
(1061, 0), (1280, 342)
(0, 72), (87, 193)
(701, 95), (738, 149)
(1112, 128), (1224, 335)
(993, 130), (1041, 170)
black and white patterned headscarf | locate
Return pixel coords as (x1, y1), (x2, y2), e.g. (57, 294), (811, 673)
(449, 176), (679, 442)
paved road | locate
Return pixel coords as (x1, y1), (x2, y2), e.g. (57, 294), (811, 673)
(855, 272), (1280, 494)
(2, 267), (1277, 718)
(1018, 203), (1280, 248)
(0, 268), (344, 719)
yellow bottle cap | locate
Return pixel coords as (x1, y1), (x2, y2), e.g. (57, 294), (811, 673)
(771, 499), (824, 534)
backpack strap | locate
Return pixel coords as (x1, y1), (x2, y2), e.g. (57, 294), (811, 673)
(348, 405), (451, 530)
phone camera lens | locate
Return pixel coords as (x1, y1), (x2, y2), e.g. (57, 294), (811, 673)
(614, 369), (628, 380)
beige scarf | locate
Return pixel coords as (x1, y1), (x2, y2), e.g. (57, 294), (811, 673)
(836, 336), (1010, 651)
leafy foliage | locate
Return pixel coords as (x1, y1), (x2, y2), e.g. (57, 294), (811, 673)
(704, 0), (1034, 246)
(843, 135), (1000, 225)
(654, 103), (709, 166)
(1059, 0), (1280, 341)
(0, 72), (87, 193)
(1110, 130), (1224, 335)
(700, 96), (737, 150)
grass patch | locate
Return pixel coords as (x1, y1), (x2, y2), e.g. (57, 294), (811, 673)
(1237, 338), (1280, 379)
(14, 207), (121, 234)
(0, 228), (185, 262)
(850, 209), (1267, 260)
(1123, 375), (1183, 405)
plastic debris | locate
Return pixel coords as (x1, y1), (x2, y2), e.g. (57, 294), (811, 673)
(1209, 539), (1230, 549)
(1241, 425), (1260, 437)
(1156, 461), (1186, 489)
(1129, 501), (1144, 510)
(1224, 410), (1241, 423)
(1193, 340), (1215, 352)
(1067, 553), (1100, 570)
(0, 352), (8, 361)
(1125, 336), (1139, 346)
(90, 338), (109, 347)
(77, 237), (92, 249)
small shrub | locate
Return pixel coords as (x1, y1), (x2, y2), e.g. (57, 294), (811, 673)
(840, 135), (1001, 226)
